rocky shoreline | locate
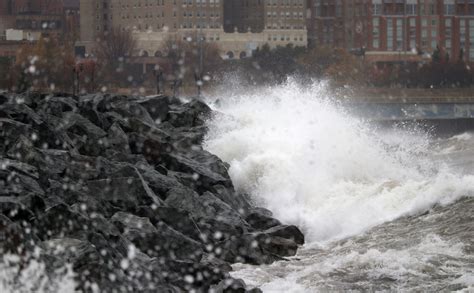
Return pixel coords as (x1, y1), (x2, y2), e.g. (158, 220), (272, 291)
(0, 92), (304, 292)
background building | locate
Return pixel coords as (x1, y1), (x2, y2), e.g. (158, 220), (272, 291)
(307, 0), (474, 62)
(78, 0), (307, 60)
(0, 0), (78, 58)
(224, 0), (265, 33)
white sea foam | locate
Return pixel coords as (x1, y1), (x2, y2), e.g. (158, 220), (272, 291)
(204, 81), (474, 243)
(0, 255), (75, 293)
(231, 233), (472, 292)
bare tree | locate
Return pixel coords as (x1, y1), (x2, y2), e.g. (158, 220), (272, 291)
(161, 33), (222, 94)
(94, 28), (137, 84)
(162, 36), (188, 77)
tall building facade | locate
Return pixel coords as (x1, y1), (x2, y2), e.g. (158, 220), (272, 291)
(0, 0), (71, 43)
(224, 0), (306, 33)
(224, 0), (265, 33)
(79, 0), (308, 59)
(7, 0), (64, 15)
(308, 0), (474, 61)
(307, 0), (371, 49)
(80, 0), (223, 43)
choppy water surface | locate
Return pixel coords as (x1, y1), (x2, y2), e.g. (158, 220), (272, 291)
(205, 82), (474, 292)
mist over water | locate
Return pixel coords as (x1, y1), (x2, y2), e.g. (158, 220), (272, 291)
(204, 81), (474, 291)
(205, 81), (474, 242)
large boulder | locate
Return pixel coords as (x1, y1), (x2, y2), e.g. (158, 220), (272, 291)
(262, 225), (305, 245)
(245, 210), (282, 231)
(162, 150), (232, 191)
(111, 212), (203, 261)
(167, 99), (212, 128)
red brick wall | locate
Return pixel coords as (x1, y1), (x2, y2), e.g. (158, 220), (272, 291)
(0, 1), (11, 15)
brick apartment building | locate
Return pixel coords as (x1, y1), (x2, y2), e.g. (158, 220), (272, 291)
(307, 0), (474, 62)
(80, 0), (224, 43)
(0, 0), (79, 39)
(0, 0), (80, 58)
(224, 0), (265, 33)
(224, 0), (306, 33)
(79, 0), (307, 60)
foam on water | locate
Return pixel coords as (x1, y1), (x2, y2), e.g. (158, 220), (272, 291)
(204, 81), (474, 243)
(231, 232), (473, 292)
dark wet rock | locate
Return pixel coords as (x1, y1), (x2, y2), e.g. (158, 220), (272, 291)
(0, 103), (44, 124)
(111, 211), (203, 261)
(165, 188), (246, 232)
(106, 122), (130, 153)
(245, 211), (282, 231)
(0, 194), (46, 217)
(0, 119), (33, 154)
(32, 204), (92, 241)
(262, 225), (305, 245)
(211, 277), (263, 293)
(40, 238), (97, 268)
(256, 234), (298, 257)
(217, 226), (303, 265)
(86, 175), (164, 211)
(0, 94), (7, 104)
(0, 158), (39, 179)
(171, 125), (208, 149)
(162, 149), (232, 191)
(136, 206), (202, 242)
(137, 95), (178, 122)
(219, 234), (282, 265)
(168, 99), (212, 128)
(37, 96), (78, 117)
(0, 214), (38, 254)
(212, 185), (252, 215)
(0, 168), (44, 196)
(0, 93), (303, 292)
(56, 112), (106, 138)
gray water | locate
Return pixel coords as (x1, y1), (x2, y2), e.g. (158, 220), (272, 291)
(230, 133), (474, 292)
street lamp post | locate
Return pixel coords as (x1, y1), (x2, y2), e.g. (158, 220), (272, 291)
(153, 67), (163, 95)
(197, 1), (204, 97)
(72, 63), (84, 96)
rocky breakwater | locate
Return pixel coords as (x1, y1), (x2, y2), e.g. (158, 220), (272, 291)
(0, 92), (304, 292)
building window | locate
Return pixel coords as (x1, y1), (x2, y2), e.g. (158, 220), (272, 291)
(373, 4), (382, 15)
(373, 39), (379, 49)
(387, 19), (393, 50)
(444, 4), (455, 15)
(406, 4), (417, 15)
(396, 19), (403, 50)
(470, 20), (474, 60)
(372, 17), (380, 49)
(446, 39), (452, 49)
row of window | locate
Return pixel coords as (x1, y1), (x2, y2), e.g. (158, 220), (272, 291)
(125, 22), (222, 30)
(371, 18), (474, 53)
(266, 0), (304, 6)
(266, 11), (304, 18)
(313, 3), (474, 17)
(183, 11), (220, 17)
(267, 34), (305, 41)
(117, 12), (220, 19)
(373, 3), (474, 16)
(266, 24), (306, 29)
(181, 22), (221, 28)
(111, 0), (220, 8)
